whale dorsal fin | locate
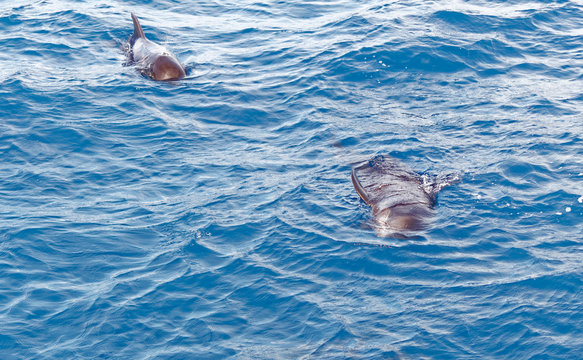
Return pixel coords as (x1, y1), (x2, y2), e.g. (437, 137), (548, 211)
(352, 167), (372, 205)
(131, 13), (146, 39)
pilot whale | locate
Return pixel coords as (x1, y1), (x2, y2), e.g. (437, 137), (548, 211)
(352, 155), (459, 238)
(126, 13), (186, 81)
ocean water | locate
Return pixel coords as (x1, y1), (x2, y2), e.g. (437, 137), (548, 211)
(1, 0), (583, 358)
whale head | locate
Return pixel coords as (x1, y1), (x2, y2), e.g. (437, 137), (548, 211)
(150, 55), (186, 81)
(372, 203), (435, 238)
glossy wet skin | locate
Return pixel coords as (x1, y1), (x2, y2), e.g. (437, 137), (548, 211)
(150, 55), (186, 81)
(352, 156), (438, 238)
(131, 38), (186, 81)
(128, 14), (186, 81)
(372, 203), (435, 237)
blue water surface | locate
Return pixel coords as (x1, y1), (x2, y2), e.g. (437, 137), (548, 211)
(1, 0), (583, 358)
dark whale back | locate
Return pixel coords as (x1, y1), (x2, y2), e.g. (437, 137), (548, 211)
(352, 155), (435, 210)
(352, 155), (458, 237)
(126, 13), (186, 81)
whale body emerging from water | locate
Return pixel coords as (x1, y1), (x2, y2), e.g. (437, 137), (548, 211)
(352, 155), (459, 238)
(126, 13), (186, 81)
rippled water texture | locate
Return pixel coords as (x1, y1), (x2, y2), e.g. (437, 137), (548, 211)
(1, 0), (583, 358)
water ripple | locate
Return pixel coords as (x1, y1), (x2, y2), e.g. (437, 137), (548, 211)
(1, 0), (583, 358)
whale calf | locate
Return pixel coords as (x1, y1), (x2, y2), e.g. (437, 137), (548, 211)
(126, 13), (186, 81)
(352, 155), (458, 238)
